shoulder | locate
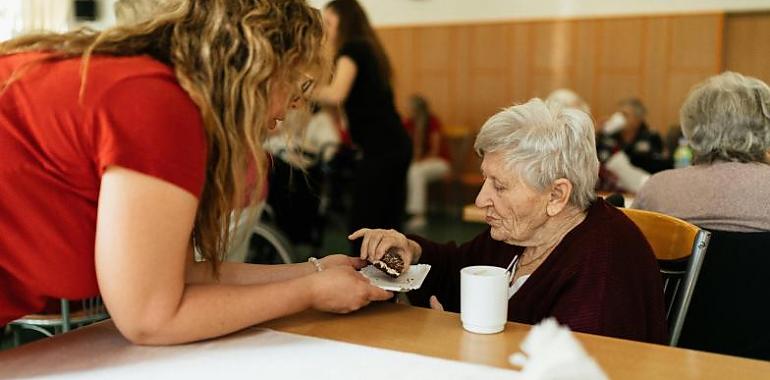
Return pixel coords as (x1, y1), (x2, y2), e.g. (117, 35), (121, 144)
(83, 55), (188, 105)
(569, 200), (652, 262)
(338, 39), (372, 61)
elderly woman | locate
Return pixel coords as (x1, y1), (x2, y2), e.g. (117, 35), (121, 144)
(351, 99), (668, 343)
(633, 72), (770, 231)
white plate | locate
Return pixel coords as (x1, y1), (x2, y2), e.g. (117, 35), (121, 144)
(360, 264), (431, 292)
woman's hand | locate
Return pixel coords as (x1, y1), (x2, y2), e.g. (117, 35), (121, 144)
(348, 228), (421, 272)
(319, 254), (367, 271)
(309, 266), (393, 313)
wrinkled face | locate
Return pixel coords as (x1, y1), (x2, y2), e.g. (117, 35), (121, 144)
(474, 151), (551, 245)
(323, 7), (340, 46)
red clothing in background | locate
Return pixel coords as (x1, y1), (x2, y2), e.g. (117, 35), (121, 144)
(408, 199), (668, 344)
(0, 53), (207, 325)
(403, 115), (450, 161)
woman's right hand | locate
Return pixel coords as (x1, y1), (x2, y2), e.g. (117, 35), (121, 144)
(308, 266), (393, 313)
(348, 228), (420, 272)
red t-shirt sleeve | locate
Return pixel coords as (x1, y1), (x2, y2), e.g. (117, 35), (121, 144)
(91, 75), (208, 198)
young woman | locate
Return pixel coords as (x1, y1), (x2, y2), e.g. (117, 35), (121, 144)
(313, 0), (412, 246)
(0, 0), (391, 345)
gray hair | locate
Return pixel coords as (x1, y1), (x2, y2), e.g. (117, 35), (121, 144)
(619, 98), (647, 119)
(474, 98), (599, 210)
(680, 71), (770, 164)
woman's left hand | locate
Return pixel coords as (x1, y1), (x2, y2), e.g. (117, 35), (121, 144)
(320, 254), (368, 271)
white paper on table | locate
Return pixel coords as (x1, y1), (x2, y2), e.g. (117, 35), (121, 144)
(36, 328), (520, 380)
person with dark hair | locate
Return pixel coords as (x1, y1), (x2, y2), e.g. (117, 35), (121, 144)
(313, 0), (412, 247)
(0, 0), (391, 345)
(596, 98), (670, 192)
(403, 95), (450, 229)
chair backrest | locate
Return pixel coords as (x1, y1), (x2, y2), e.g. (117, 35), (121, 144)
(678, 230), (770, 360)
(620, 208), (711, 346)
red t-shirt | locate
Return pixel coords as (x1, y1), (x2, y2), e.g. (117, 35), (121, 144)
(0, 53), (207, 325)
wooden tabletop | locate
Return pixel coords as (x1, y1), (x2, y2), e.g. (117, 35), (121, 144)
(2, 302), (768, 378)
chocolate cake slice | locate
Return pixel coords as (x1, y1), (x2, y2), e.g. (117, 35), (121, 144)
(370, 250), (405, 278)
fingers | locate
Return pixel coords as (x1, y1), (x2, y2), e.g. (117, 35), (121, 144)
(429, 295), (444, 311)
(368, 285), (394, 301)
(361, 232), (382, 261)
(349, 257), (368, 270)
(347, 228), (368, 241)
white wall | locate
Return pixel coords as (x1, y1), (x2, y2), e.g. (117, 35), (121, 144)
(309, 0), (770, 26)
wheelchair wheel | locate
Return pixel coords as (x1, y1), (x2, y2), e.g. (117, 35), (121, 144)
(245, 222), (295, 264)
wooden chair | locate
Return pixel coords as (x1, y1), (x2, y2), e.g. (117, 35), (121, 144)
(620, 208), (711, 346)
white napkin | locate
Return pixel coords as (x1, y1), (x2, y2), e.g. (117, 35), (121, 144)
(604, 150), (650, 193)
(509, 318), (609, 380)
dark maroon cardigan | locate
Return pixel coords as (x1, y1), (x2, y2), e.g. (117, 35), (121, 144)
(408, 199), (668, 344)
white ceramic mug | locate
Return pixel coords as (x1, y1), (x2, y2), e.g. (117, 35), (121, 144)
(460, 265), (510, 334)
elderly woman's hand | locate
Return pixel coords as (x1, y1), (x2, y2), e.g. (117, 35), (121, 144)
(348, 228), (421, 272)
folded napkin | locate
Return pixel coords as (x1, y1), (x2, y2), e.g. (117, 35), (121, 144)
(509, 318), (608, 380)
(604, 151), (650, 193)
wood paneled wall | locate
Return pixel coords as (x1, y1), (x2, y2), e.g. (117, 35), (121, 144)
(377, 13), (724, 140)
(724, 12), (770, 86)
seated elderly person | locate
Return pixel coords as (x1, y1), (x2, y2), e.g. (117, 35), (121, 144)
(351, 99), (668, 344)
(633, 72), (770, 231)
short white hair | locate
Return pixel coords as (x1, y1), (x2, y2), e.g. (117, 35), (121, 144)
(474, 98), (599, 210)
(680, 71), (770, 164)
(546, 88), (590, 114)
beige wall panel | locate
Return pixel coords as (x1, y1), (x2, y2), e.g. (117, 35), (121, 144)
(508, 23), (531, 104)
(375, 12), (740, 173)
(412, 72), (452, 123)
(531, 21), (575, 74)
(469, 74), (509, 130)
(669, 15), (721, 71)
(598, 18), (644, 70)
(640, 17), (670, 133)
(469, 24), (511, 71)
(378, 28), (415, 116)
(572, 20), (599, 111)
(724, 13), (770, 85)
(414, 26), (453, 72)
(450, 25), (472, 127)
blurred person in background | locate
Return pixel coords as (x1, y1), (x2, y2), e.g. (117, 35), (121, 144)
(633, 72), (770, 232)
(313, 0), (412, 250)
(596, 98), (670, 193)
(403, 95), (450, 230)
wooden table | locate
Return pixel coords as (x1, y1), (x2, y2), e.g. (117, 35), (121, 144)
(2, 303), (769, 378)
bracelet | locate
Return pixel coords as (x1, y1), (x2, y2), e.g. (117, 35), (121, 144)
(308, 257), (324, 272)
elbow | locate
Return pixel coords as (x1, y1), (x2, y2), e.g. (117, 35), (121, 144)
(115, 314), (176, 346)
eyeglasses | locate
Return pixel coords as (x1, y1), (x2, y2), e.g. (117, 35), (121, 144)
(291, 77), (316, 104)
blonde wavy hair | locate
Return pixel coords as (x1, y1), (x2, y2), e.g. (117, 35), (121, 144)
(0, 0), (328, 275)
